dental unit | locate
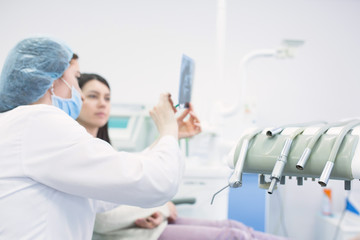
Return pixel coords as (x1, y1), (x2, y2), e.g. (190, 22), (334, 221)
(230, 122), (326, 191)
(225, 120), (360, 194)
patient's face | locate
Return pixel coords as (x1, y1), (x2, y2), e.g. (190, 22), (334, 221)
(77, 79), (111, 129)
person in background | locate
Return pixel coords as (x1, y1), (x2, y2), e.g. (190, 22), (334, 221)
(77, 73), (288, 240)
(0, 37), (189, 239)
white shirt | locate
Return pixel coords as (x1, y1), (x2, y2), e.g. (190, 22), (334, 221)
(0, 104), (183, 240)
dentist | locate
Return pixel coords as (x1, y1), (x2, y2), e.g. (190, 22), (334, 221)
(0, 37), (184, 239)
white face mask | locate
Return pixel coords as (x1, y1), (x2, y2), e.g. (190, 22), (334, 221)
(51, 78), (83, 119)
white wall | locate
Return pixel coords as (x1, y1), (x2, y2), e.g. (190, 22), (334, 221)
(0, 0), (219, 108)
(1, 0), (360, 239)
(1, 0), (360, 129)
(221, 0), (360, 140)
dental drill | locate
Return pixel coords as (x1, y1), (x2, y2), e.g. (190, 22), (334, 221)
(268, 128), (304, 194)
(266, 121), (326, 138)
(228, 128), (263, 188)
(296, 120), (353, 170)
(211, 128), (263, 205)
(318, 120), (360, 187)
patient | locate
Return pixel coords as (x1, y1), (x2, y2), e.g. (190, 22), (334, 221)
(77, 73), (288, 240)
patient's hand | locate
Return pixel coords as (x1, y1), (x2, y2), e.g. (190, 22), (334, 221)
(177, 103), (201, 139)
(134, 211), (164, 229)
(167, 201), (178, 223)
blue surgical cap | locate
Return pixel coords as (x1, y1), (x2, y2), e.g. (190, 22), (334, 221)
(0, 37), (73, 112)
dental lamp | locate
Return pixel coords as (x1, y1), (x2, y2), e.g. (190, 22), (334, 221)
(219, 39), (305, 117)
(211, 40), (306, 202)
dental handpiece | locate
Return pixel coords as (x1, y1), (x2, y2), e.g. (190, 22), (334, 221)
(296, 120), (353, 170)
(268, 128), (304, 194)
(268, 138), (292, 194)
(228, 139), (249, 188)
(228, 128), (263, 188)
(318, 120), (360, 187)
(266, 121), (326, 138)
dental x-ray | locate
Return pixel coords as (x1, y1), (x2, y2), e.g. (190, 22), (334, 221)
(178, 54), (195, 109)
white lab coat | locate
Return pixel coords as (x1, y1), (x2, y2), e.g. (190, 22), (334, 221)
(0, 104), (183, 239)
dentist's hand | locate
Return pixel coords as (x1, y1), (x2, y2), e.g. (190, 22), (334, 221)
(177, 103), (202, 139)
(149, 93), (178, 139)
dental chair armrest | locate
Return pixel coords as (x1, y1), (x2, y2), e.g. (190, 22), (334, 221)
(171, 197), (196, 205)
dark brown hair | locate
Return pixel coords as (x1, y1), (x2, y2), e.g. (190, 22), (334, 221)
(77, 73), (111, 144)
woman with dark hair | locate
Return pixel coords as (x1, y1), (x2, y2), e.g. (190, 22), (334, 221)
(77, 73), (202, 144)
(77, 73), (288, 240)
(77, 73), (112, 144)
